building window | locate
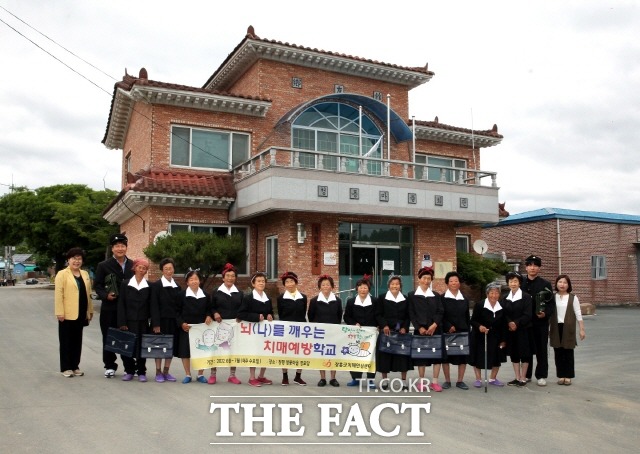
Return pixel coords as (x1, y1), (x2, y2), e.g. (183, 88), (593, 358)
(414, 155), (466, 182)
(591, 255), (607, 280)
(456, 235), (470, 253)
(266, 236), (278, 280)
(170, 126), (249, 170)
(125, 152), (132, 173)
(292, 102), (383, 175)
(168, 223), (248, 275)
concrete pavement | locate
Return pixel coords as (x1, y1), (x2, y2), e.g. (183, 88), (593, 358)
(0, 285), (639, 453)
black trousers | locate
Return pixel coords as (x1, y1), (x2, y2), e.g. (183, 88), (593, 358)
(525, 321), (550, 379)
(121, 319), (148, 375)
(58, 318), (85, 372)
(554, 324), (576, 378)
(100, 309), (120, 370)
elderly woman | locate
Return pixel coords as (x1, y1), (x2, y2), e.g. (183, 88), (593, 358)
(175, 269), (213, 384)
(149, 258), (182, 382)
(277, 271), (308, 386)
(376, 274), (411, 390)
(550, 274), (586, 386)
(308, 275), (343, 387)
(408, 266), (444, 392)
(344, 275), (378, 389)
(54, 247), (93, 377)
(117, 258), (152, 382)
(502, 271), (533, 387)
(470, 282), (507, 387)
(438, 271), (471, 390)
(238, 271), (274, 387)
(210, 263), (243, 385)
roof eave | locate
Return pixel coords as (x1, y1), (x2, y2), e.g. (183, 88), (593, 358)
(415, 126), (503, 148)
(103, 88), (134, 150)
(205, 39), (433, 91)
(102, 85), (272, 150)
(130, 85), (271, 117)
(103, 190), (235, 224)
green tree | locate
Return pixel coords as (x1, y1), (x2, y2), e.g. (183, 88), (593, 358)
(456, 251), (511, 291)
(0, 185), (119, 272)
(143, 230), (245, 288)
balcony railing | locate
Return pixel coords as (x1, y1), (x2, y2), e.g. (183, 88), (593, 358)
(233, 147), (497, 187)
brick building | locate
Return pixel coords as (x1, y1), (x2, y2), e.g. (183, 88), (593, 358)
(482, 207), (640, 305)
(101, 26), (503, 298)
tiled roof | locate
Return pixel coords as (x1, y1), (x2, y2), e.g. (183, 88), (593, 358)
(128, 169), (236, 198)
(103, 169), (236, 214)
(414, 118), (503, 139)
(11, 253), (32, 263)
(102, 69), (271, 146)
(490, 207), (640, 226)
(115, 71), (270, 102)
(203, 26), (433, 90)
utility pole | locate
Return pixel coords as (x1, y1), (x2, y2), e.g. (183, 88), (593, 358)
(5, 246), (14, 281)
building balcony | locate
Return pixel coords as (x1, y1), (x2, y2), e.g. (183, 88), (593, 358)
(229, 147), (499, 224)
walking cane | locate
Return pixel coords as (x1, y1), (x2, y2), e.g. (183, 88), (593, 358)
(484, 330), (488, 393)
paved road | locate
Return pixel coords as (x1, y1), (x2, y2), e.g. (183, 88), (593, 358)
(1, 285), (639, 453)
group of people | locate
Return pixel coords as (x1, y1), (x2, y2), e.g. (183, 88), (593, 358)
(54, 235), (586, 389)
(469, 255), (587, 388)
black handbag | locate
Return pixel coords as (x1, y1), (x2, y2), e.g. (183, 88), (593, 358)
(140, 334), (174, 359)
(411, 335), (442, 359)
(378, 332), (412, 356)
(104, 273), (120, 298)
(104, 327), (137, 357)
(443, 332), (470, 356)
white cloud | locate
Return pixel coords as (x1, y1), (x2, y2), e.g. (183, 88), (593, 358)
(0, 0), (638, 216)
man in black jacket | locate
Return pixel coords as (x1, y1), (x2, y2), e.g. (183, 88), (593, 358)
(94, 233), (134, 378)
(521, 255), (555, 386)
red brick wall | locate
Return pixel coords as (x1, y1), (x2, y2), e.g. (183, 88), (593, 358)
(112, 55), (490, 300)
(455, 225), (483, 250)
(146, 105), (269, 169)
(483, 219), (640, 305)
(122, 103), (153, 182)
(119, 206), (152, 263)
(121, 57), (479, 182)
(232, 59), (410, 120)
(247, 211), (457, 297)
(113, 194), (466, 301)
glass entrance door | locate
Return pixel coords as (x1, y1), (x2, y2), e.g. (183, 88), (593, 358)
(352, 246), (401, 297)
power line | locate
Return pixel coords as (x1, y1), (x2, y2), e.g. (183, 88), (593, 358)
(0, 5), (117, 81)
(0, 8), (232, 169)
(0, 15), (112, 97)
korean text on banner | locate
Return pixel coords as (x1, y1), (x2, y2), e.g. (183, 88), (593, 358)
(188, 320), (377, 372)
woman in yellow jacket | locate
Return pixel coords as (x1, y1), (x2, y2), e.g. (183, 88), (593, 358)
(54, 247), (93, 377)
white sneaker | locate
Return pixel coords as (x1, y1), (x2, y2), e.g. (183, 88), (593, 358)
(104, 369), (115, 378)
(537, 378), (547, 386)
